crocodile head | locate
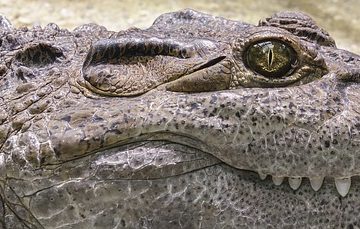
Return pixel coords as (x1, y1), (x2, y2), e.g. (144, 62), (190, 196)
(1, 10), (360, 228)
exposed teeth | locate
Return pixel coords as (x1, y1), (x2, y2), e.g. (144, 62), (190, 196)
(272, 176), (284, 186)
(335, 177), (351, 197)
(258, 172), (267, 180)
(288, 177), (302, 190)
(309, 176), (324, 191)
(261, 174), (351, 196)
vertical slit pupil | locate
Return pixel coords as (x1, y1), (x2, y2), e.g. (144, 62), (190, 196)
(268, 48), (273, 67)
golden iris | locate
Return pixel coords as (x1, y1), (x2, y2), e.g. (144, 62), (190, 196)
(246, 40), (297, 78)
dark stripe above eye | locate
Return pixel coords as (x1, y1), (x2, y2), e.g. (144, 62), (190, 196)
(83, 38), (195, 68)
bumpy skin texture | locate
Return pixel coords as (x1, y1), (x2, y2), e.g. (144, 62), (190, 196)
(1, 9), (360, 228)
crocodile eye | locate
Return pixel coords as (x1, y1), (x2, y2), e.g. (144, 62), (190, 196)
(245, 40), (297, 78)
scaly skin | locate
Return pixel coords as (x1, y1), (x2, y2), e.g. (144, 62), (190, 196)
(0, 9), (360, 228)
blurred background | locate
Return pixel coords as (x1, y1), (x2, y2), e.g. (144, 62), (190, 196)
(1, 0), (359, 53)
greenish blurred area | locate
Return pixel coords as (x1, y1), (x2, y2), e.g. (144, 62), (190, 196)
(0, 0), (359, 54)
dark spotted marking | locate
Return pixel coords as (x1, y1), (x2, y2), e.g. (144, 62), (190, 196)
(14, 43), (64, 68)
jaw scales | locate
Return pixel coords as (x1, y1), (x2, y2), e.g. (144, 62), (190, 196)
(257, 173), (351, 197)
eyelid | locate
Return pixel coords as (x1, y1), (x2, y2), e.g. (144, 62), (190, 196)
(81, 38), (219, 96)
(238, 29), (303, 60)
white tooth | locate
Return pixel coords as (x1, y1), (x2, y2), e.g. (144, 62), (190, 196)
(272, 176), (284, 186)
(309, 176), (324, 191)
(288, 177), (302, 190)
(258, 172), (267, 180)
(335, 177), (351, 197)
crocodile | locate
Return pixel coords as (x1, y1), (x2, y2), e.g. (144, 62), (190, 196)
(0, 9), (360, 228)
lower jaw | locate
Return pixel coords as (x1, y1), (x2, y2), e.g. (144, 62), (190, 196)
(90, 136), (354, 197)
